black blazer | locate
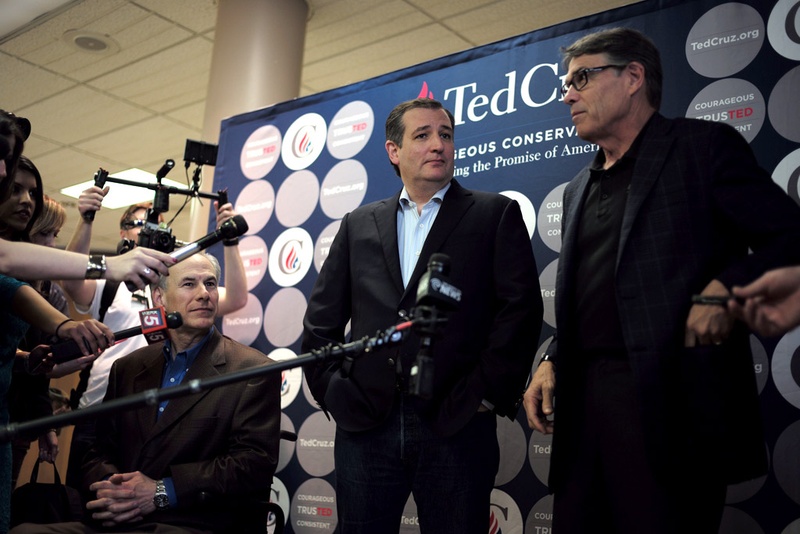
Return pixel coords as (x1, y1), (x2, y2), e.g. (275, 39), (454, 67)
(549, 114), (800, 488)
(303, 179), (543, 437)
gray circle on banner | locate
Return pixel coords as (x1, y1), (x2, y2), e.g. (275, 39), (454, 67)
(276, 412), (297, 474)
(400, 495), (420, 534)
(489, 489), (523, 534)
(768, 66), (800, 142)
(235, 179), (274, 235)
(539, 259), (558, 328)
(685, 3), (764, 78)
(501, 190), (536, 239)
(238, 235), (268, 291)
(771, 148), (800, 203)
(263, 287), (307, 347)
(495, 415), (526, 486)
(276, 170), (320, 228)
(773, 420), (800, 505)
(719, 506), (764, 534)
(767, 0), (800, 60)
(319, 159), (369, 220)
(524, 495), (554, 534)
(313, 220), (342, 273)
(268, 477), (290, 534)
(750, 335), (769, 394)
(296, 411), (336, 477)
(538, 183), (567, 252)
(327, 101), (375, 160)
(291, 478), (337, 534)
(685, 79), (765, 142)
(528, 424), (553, 487)
(240, 124), (282, 180)
(771, 327), (800, 409)
(220, 292), (262, 346)
(726, 449), (767, 504)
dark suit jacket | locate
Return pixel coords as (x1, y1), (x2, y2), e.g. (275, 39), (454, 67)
(549, 114), (800, 489)
(303, 179), (543, 437)
(81, 329), (281, 533)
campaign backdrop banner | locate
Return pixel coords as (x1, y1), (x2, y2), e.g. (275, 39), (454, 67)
(210, 0), (800, 532)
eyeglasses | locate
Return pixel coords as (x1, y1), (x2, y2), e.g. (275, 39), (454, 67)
(120, 219), (145, 230)
(561, 64), (627, 97)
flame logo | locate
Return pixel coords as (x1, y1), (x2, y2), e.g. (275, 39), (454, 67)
(418, 81), (435, 99)
(488, 509), (502, 534)
(280, 240), (302, 274)
(280, 371), (290, 396)
(292, 125), (316, 158)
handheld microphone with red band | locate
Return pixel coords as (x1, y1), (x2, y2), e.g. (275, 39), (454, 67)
(50, 307), (182, 363)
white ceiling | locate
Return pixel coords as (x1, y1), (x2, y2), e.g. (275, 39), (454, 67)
(1, 0), (636, 251)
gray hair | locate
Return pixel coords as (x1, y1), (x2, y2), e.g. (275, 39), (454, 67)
(153, 252), (221, 292)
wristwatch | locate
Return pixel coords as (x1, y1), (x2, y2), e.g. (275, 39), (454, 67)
(153, 479), (169, 510)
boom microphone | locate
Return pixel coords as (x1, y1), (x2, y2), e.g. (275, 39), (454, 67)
(169, 214), (249, 263)
(50, 308), (182, 363)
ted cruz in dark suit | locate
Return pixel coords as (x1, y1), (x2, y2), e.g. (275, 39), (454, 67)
(523, 27), (800, 534)
(303, 98), (543, 534)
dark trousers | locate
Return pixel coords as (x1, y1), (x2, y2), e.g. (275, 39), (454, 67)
(66, 420), (96, 490)
(553, 357), (725, 534)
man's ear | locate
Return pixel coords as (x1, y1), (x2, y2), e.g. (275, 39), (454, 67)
(626, 61), (646, 96)
(152, 286), (165, 309)
(385, 140), (400, 166)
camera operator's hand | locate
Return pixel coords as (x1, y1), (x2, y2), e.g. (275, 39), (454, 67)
(214, 199), (236, 227)
(78, 185), (110, 218)
(105, 248), (175, 289)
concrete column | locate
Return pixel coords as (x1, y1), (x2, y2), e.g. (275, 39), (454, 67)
(190, 0), (308, 239)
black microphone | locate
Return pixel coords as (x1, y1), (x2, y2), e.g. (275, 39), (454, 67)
(156, 159), (175, 179)
(409, 253), (461, 399)
(169, 214), (249, 263)
(83, 168), (109, 222)
(50, 309), (182, 363)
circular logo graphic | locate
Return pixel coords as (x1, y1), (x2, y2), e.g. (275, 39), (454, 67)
(768, 66), (800, 142)
(524, 495), (554, 534)
(771, 147), (800, 203)
(235, 179), (275, 235)
(501, 190), (536, 239)
(269, 227), (314, 287)
(220, 292), (262, 346)
(773, 420), (800, 505)
(495, 415), (527, 486)
(238, 235), (268, 291)
(685, 79), (765, 142)
(400, 495), (419, 534)
(539, 259), (558, 328)
(771, 327), (800, 409)
(291, 478), (337, 533)
(282, 113), (328, 171)
(750, 335), (769, 394)
(327, 101), (375, 160)
(313, 220), (342, 273)
(276, 412), (297, 473)
(685, 3), (764, 78)
(268, 347), (303, 410)
(264, 287), (307, 348)
(296, 411), (336, 477)
(725, 445), (767, 504)
(319, 160), (369, 220)
(767, 0), (800, 60)
(268, 476), (290, 534)
(240, 124), (282, 179)
(537, 183), (567, 252)
(276, 170), (321, 228)
(489, 489), (523, 534)
(528, 422), (554, 488)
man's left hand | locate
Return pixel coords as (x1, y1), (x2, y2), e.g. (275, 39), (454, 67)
(685, 279), (734, 346)
(87, 471), (157, 526)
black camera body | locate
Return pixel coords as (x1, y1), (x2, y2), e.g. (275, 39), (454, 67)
(137, 221), (176, 253)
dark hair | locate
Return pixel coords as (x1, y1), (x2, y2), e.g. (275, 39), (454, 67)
(0, 155), (44, 242)
(385, 98), (455, 176)
(562, 27), (662, 110)
(0, 112), (26, 204)
(119, 201), (163, 229)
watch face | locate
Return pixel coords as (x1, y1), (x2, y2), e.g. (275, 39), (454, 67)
(154, 493), (169, 509)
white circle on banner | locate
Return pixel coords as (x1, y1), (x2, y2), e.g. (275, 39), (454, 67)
(220, 292), (262, 346)
(524, 495), (554, 534)
(750, 335), (769, 395)
(768, 0), (800, 60)
(235, 179), (275, 235)
(400, 495), (420, 533)
(489, 489), (523, 534)
(538, 183), (567, 252)
(290, 478), (337, 533)
(773, 420), (800, 505)
(276, 170), (320, 228)
(296, 411), (336, 477)
(276, 412), (296, 473)
(269, 348), (302, 410)
(269, 227), (314, 287)
(268, 476), (290, 534)
(240, 124), (282, 179)
(313, 220), (342, 273)
(327, 101), (375, 160)
(685, 79), (765, 142)
(495, 415), (526, 486)
(528, 422), (554, 487)
(771, 147), (800, 203)
(685, 3), (764, 78)
(263, 287), (307, 347)
(238, 235), (268, 290)
(539, 259), (558, 328)
(771, 326), (800, 409)
(768, 66), (800, 142)
(500, 190), (536, 239)
(319, 159), (369, 220)
(282, 113), (327, 171)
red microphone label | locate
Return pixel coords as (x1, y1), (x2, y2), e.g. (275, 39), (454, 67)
(139, 307), (169, 344)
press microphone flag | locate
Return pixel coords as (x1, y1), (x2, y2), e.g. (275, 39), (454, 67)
(50, 307), (182, 363)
